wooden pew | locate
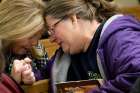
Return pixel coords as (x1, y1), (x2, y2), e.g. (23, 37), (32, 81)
(40, 39), (59, 59)
(22, 79), (49, 93)
(120, 5), (140, 20)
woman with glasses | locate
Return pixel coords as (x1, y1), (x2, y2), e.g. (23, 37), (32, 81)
(44, 0), (140, 93)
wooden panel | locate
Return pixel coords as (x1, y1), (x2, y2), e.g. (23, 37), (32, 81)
(40, 39), (59, 59)
(120, 5), (140, 20)
(22, 79), (49, 93)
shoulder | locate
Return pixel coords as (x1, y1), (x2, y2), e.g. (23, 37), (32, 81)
(1, 73), (23, 93)
(99, 15), (140, 47)
(101, 15), (140, 52)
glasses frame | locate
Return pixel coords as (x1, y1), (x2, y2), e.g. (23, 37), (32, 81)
(47, 16), (66, 35)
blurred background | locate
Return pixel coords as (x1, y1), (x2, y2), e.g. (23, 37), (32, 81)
(114, 0), (139, 7)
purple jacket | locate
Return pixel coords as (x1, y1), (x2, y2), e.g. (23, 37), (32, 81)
(90, 15), (140, 93)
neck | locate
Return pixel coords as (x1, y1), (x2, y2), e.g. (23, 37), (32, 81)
(83, 20), (101, 52)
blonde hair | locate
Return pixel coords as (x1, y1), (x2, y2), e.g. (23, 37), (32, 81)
(0, 0), (45, 76)
(0, 0), (45, 40)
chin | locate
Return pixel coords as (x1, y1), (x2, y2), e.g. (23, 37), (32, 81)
(62, 49), (69, 54)
(62, 47), (70, 54)
(70, 51), (79, 55)
(70, 48), (82, 55)
(64, 49), (77, 55)
(62, 45), (80, 54)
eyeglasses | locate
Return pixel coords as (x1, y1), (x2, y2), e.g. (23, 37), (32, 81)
(47, 16), (66, 35)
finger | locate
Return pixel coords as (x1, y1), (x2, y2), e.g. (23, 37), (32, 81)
(22, 78), (35, 84)
(17, 60), (32, 71)
(23, 72), (35, 80)
(24, 57), (32, 64)
(17, 60), (29, 72)
(24, 64), (31, 70)
(11, 60), (22, 83)
(13, 59), (24, 73)
(22, 72), (35, 84)
(22, 69), (32, 76)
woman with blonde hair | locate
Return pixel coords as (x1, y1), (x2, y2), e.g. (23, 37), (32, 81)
(1, 0), (49, 83)
(0, 0), (46, 92)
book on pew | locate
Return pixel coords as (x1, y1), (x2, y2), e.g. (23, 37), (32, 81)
(56, 79), (102, 93)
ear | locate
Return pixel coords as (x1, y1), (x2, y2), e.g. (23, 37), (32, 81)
(69, 14), (78, 25)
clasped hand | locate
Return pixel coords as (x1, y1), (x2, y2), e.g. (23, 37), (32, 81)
(11, 57), (35, 84)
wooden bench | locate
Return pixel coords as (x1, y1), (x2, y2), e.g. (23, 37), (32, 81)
(120, 5), (140, 20)
(40, 39), (59, 59)
(22, 79), (49, 93)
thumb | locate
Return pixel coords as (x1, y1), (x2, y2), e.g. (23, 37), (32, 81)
(24, 57), (32, 64)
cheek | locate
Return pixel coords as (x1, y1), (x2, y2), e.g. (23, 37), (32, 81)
(69, 42), (83, 54)
(54, 30), (62, 39)
(54, 27), (69, 42)
(69, 34), (85, 54)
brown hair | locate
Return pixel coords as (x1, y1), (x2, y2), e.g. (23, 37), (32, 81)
(44, 0), (118, 22)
